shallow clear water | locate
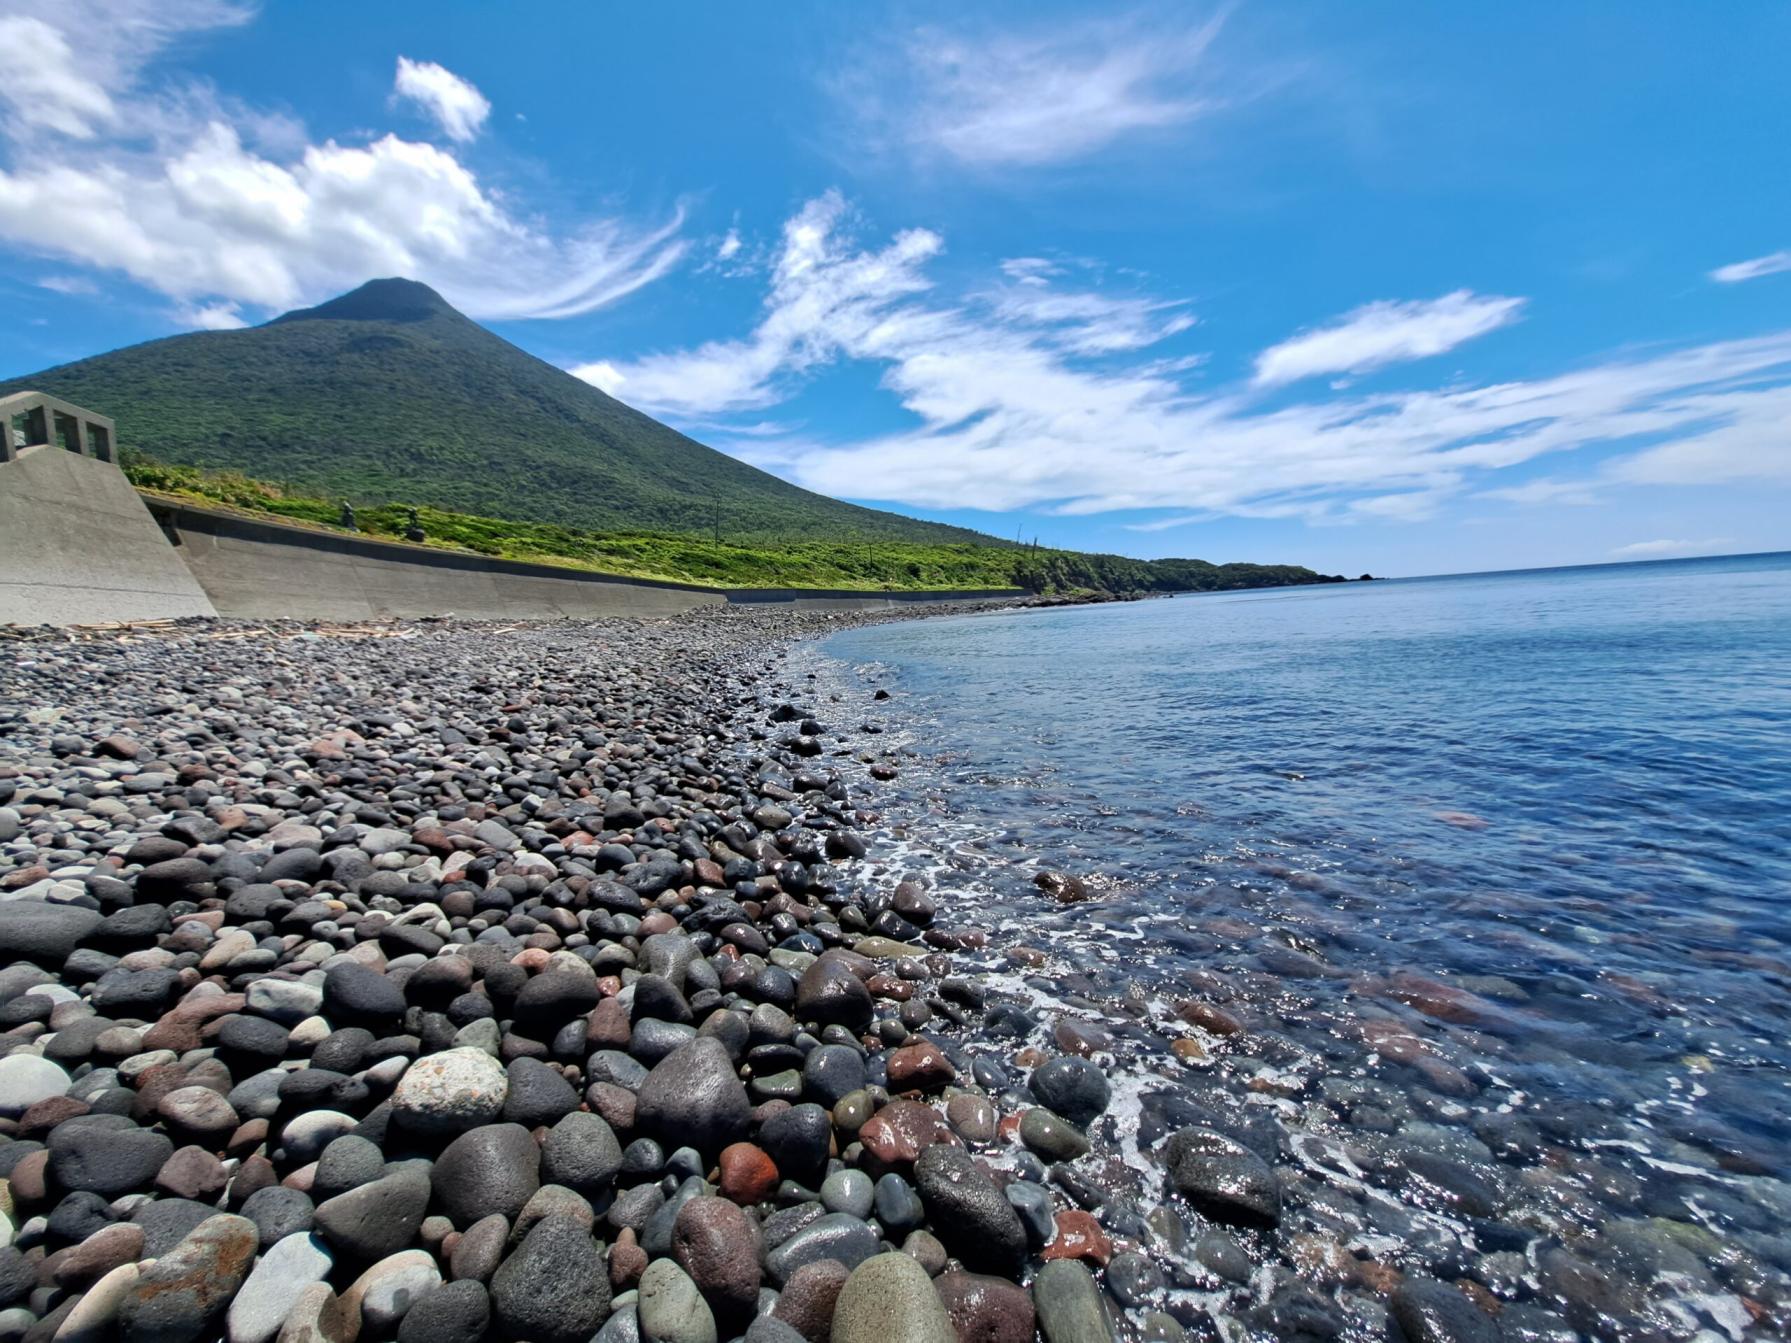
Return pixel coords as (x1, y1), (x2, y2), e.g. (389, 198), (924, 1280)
(814, 551), (1791, 1335)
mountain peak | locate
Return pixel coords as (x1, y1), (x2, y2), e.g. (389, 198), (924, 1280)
(269, 278), (458, 326)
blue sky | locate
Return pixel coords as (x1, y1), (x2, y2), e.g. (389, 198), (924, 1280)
(2, 1), (1788, 576)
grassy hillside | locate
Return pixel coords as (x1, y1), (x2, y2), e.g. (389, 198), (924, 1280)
(0, 278), (994, 546)
(126, 454), (1344, 594)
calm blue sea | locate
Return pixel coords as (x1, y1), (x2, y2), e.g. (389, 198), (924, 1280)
(818, 552), (1791, 1184)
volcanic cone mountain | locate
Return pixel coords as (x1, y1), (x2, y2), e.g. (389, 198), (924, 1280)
(1, 278), (991, 543)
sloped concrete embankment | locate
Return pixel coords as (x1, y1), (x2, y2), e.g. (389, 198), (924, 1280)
(0, 448), (217, 625)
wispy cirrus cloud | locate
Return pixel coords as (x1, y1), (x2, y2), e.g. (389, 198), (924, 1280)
(1710, 250), (1791, 284)
(1611, 538), (1735, 559)
(836, 11), (1229, 168)
(577, 194), (1791, 526)
(393, 57), (491, 143)
(1252, 290), (1525, 387)
(1479, 476), (1602, 507)
(0, 2), (685, 325)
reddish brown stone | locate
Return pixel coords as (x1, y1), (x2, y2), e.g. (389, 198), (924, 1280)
(886, 1042), (956, 1094)
(50, 1222), (144, 1289)
(1033, 871), (1091, 903)
(227, 1118), (269, 1158)
(935, 1271), (1036, 1343)
(771, 1259), (850, 1343)
(139, 1020), (201, 1053)
(863, 973), (911, 1003)
(717, 1142), (779, 1206)
(412, 827), (456, 855)
(858, 1099), (955, 1173)
(1041, 1210), (1113, 1267)
(1356, 1260), (1404, 1295)
(17, 1095), (89, 1139)
(157, 1145), (228, 1200)
(9, 1149), (49, 1207)
(227, 1155), (276, 1207)
(672, 1196), (762, 1325)
(588, 1082), (636, 1136)
(1053, 1020), (1110, 1057)
(585, 997), (632, 1050)
(609, 1227), (647, 1290)
(1175, 1000), (1244, 1035)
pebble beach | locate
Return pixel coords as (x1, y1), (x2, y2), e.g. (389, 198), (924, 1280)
(0, 605), (1170, 1343)
(1, 601), (1781, 1343)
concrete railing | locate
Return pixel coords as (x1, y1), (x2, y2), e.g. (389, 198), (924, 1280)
(0, 390), (115, 465)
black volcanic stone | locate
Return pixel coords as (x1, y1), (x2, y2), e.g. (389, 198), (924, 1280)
(511, 972), (601, 1030)
(1030, 1057), (1111, 1128)
(48, 1121), (172, 1197)
(633, 1037), (750, 1156)
(241, 1186), (315, 1248)
(1163, 1127), (1281, 1228)
(397, 1280), (491, 1343)
(0, 903), (102, 966)
(914, 1145), (1028, 1276)
(540, 1112), (624, 1196)
(134, 857), (214, 903)
(502, 1058), (580, 1128)
(795, 957), (872, 1032)
(315, 1167), (431, 1263)
(309, 1026), (373, 1074)
(491, 1213), (610, 1343)
(323, 962), (406, 1024)
(218, 1014), (290, 1061)
(757, 1103), (831, 1188)
(432, 1124), (540, 1226)
(801, 1044), (866, 1107)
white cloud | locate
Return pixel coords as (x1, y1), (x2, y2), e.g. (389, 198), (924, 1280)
(1252, 290), (1525, 387)
(1000, 257), (1064, 287)
(716, 229), (742, 261)
(841, 13), (1226, 167)
(1479, 476), (1601, 506)
(1610, 538), (1735, 559)
(577, 194), (1791, 524)
(174, 300), (246, 329)
(1710, 250), (1791, 284)
(37, 274), (100, 296)
(573, 191), (942, 414)
(0, 6), (684, 323)
(394, 57), (491, 143)
(1124, 513), (1208, 533)
(0, 16), (117, 138)
(988, 284), (1194, 355)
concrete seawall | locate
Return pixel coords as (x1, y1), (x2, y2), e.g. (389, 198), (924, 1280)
(148, 499), (1024, 621)
(0, 447), (217, 624)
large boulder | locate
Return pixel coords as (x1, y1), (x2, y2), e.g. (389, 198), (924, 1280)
(831, 1253), (955, 1343)
(0, 902), (101, 966)
(913, 1147), (1026, 1277)
(117, 1213), (258, 1342)
(795, 957), (872, 1033)
(635, 1037), (750, 1156)
(490, 1213), (610, 1343)
(433, 1124), (540, 1226)
(1161, 1127), (1280, 1228)
(390, 1047), (508, 1135)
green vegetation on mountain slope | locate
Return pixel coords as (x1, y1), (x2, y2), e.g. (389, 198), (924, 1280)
(125, 454), (1343, 594)
(1, 278), (994, 545)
